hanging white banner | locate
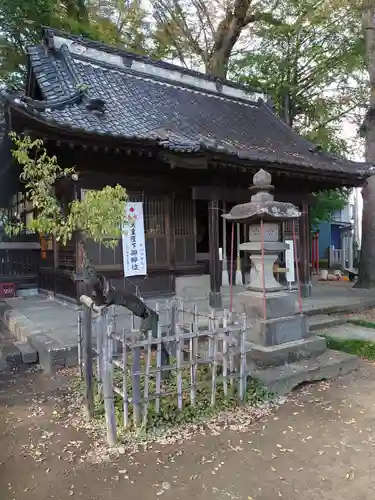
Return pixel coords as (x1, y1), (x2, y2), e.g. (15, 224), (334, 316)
(122, 202), (147, 277)
(285, 239), (295, 284)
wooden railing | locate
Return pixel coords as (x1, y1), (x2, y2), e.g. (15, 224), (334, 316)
(0, 243), (40, 279)
(329, 248), (346, 267)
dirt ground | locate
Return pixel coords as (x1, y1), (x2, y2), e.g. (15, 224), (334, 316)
(2, 362), (375, 500)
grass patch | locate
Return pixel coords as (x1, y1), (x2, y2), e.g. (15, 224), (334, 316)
(325, 336), (375, 360)
(347, 318), (375, 329)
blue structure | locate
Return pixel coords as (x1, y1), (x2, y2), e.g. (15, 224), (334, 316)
(318, 223), (331, 260)
(318, 204), (354, 267)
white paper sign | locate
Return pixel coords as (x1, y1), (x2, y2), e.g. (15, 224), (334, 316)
(122, 202), (147, 277)
(285, 239), (295, 283)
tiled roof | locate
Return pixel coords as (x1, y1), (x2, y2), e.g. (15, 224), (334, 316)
(6, 29), (370, 178)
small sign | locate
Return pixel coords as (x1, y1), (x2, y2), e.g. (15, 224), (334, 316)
(285, 239), (295, 283)
(122, 202), (147, 277)
(219, 247), (223, 261)
(0, 282), (15, 298)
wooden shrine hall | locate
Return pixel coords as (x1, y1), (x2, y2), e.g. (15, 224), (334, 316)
(0, 27), (370, 305)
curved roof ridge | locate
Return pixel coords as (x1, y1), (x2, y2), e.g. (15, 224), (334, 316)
(41, 26), (266, 103)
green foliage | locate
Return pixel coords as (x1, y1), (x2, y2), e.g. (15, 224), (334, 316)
(151, 0), (285, 78)
(0, 0), (151, 87)
(325, 336), (375, 360)
(309, 188), (350, 229)
(229, 0), (365, 156)
(7, 133), (127, 247)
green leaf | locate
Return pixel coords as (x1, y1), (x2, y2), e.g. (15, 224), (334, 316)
(7, 134), (128, 246)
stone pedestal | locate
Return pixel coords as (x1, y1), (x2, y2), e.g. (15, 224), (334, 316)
(235, 290), (296, 319)
(234, 290), (308, 347)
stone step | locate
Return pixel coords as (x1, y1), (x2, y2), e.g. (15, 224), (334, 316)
(247, 335), (327, 368)
(0, 341), (38, 373)
(308, 315), (348, 332)
(14, 341), (38, 364)
(304, 298), (375, 317)
(320, 324), (375, 343)
(251, 349), (359, 396)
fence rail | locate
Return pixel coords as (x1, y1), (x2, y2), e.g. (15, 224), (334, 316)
(78, 296), (251, 445)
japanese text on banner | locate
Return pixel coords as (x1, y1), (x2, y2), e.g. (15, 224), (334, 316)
(122, 202), (147, 277)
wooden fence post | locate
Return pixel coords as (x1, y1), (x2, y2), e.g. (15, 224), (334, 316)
(102, 307), (117, 446)
(96, 307), (105, 396)
(77, 309), (83, 379)
(132, 342), (142, 427)
(82, 304), (94, 419)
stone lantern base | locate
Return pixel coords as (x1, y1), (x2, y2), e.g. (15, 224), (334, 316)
(234, 289), (308, 346)
(234, 288), (358, 395)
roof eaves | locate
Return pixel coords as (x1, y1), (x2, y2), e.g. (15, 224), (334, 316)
(7, 96), (371, 180)
(259, 100), (367, 173)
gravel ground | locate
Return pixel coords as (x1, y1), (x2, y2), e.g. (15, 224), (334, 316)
(2, 359), (375, 499)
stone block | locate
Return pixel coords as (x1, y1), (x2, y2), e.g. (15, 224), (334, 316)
(252, 349), (359, 396)
(260, 314), (308, 346)
(246, 314), (307, 346)
(234, 290), (296, 320)
(247, 335), (327, 368)
(29, 332), (79, 373)
(29, 332), (55, 373)
(14, 341), (38, 364)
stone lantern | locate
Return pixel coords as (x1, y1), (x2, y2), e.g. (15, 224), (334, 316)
(222, 169), (358, 394)
(223, 169), (306, 347)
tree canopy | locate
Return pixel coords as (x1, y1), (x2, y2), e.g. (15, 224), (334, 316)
(0, 0), (149, 87)
(309, 188), (351, 230)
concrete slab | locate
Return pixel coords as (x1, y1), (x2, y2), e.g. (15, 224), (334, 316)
(308, 314), (347, 332)
(322, 324), (375, 342)
(252, 349), (359, 396)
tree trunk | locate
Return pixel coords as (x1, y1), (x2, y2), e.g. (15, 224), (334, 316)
(356, 176), (375, 287)
(355, 1), (375, 288)
(206, 14), (243, 79)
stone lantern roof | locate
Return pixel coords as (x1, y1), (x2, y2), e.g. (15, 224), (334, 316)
(222, 169), (301, 223)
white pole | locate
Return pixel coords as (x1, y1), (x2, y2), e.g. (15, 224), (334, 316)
(221, 201), (229, 286)
(235, 223), (243, 285)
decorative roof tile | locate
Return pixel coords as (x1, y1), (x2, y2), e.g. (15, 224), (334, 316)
(6, 29), (370, 178)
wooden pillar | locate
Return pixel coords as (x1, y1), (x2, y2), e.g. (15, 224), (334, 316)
(208, 198), (222, 308)
(300, 201), (312, 297)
